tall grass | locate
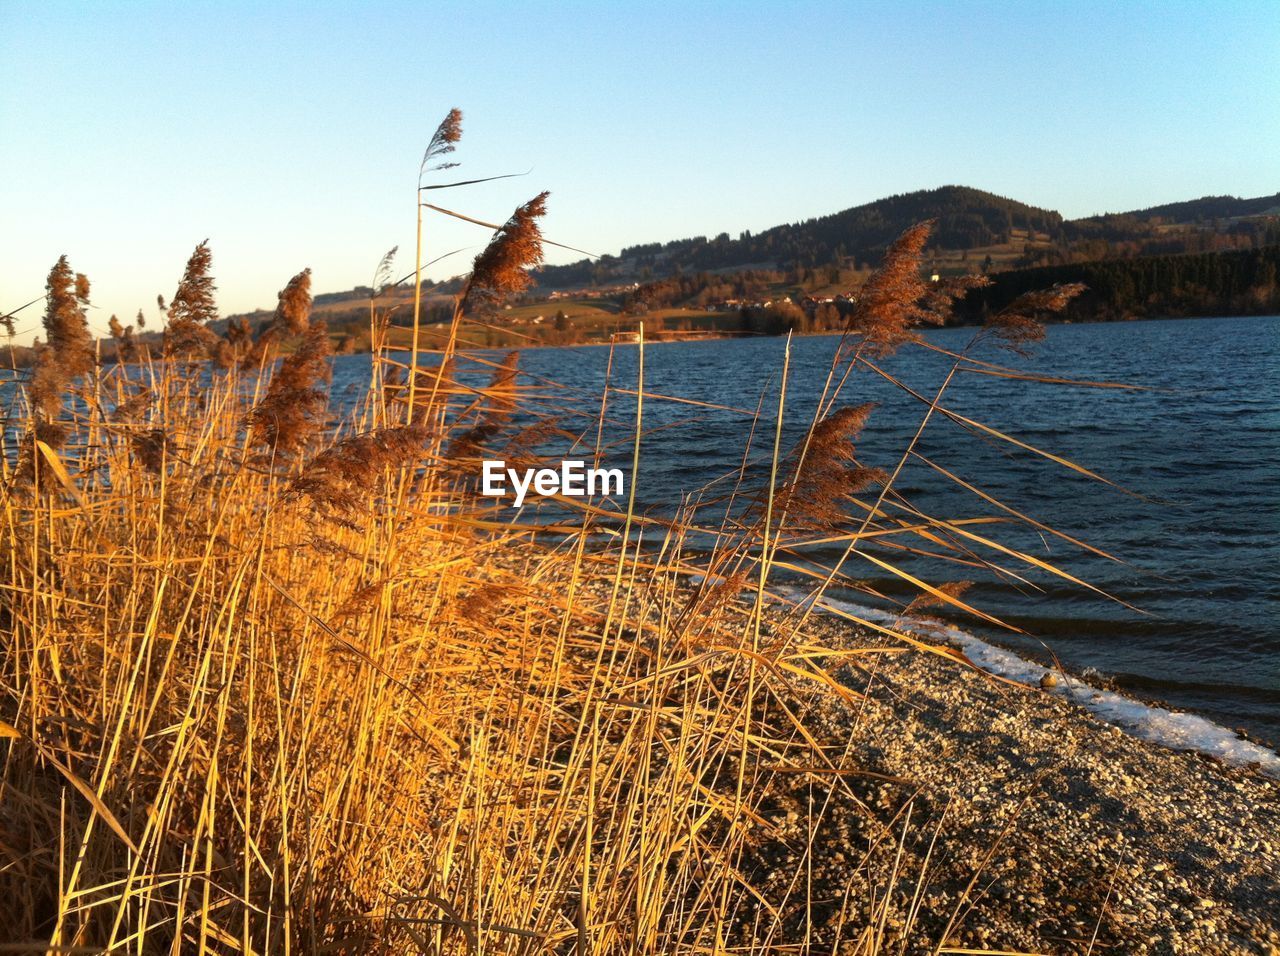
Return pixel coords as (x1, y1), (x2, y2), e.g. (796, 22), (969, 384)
(0, 122), (1112, 954)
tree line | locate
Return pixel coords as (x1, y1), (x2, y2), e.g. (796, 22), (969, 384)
(955, 245), (1280, 323)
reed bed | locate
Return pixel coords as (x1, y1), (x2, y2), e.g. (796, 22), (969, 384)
(1, 113), (1113, 955)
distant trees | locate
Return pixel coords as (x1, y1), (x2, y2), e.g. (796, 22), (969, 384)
(739, 298), (807, 336)
(814, 301), (842, 330)
(622, 270), (775, 314)
(956, 245), (1280, 323)
(550, 309), (586, 343)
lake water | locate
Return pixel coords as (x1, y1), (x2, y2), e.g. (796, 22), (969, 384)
(340, 316), (1280, 750)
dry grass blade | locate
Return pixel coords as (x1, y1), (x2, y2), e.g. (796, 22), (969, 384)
(34, 439), (89, 509)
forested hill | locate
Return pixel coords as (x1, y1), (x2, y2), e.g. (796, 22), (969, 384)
(1080, 193), (1280, 226)
(535, 185), (1280, 289)
(537, 186), (1064, 287)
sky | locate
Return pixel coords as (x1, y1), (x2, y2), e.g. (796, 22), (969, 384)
(2, 0), (1278, 343)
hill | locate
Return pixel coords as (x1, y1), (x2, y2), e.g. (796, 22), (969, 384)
(534, 186), (1280, 290)
(536, 186), (1066, 288)
(1082, 193), (1280, 225)
(191, 185), (1278, 356)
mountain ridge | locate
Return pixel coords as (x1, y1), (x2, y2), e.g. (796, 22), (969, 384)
(203, 185), (1279, 334)
(532, 185), (1280, 289)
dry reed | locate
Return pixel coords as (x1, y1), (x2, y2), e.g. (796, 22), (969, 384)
(164, 240), (219, 358)
(0, 166), (1116, 955)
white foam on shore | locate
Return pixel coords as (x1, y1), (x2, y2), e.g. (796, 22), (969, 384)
(779, 587), (1280, 777)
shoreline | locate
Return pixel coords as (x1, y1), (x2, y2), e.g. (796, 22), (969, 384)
(4, 311), (1272, 371)
(792, 589), (1280, 778)
(751, 589), (1280, 953)
(403, 311), (1279, 355)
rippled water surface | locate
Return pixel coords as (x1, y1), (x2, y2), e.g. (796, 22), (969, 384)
(334, 316), (1279, 745)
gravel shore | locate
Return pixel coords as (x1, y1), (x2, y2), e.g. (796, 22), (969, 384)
(746, 603), (1280, 954)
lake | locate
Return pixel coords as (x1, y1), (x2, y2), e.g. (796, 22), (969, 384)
(348, 315), (1279, 747)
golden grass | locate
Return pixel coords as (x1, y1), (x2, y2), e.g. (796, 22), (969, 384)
(1, 137), (1110, 953)
(3, 355), (901, 952)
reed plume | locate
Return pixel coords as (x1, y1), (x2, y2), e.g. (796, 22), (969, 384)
(226, 316), (252, 345)
(210, 337), (236, 370)
(373, 245), (398, 294)
(380, 357), (454, 421)
(274, 267), (313, 334)
(112, 386), (152, 422)
(41, 256), (94, 378)
(846, 222), (935, 356)
(923, 271), (992, 317)
(26, 353), (64, 425)
(456, 580), (509, 626)
(487, 348), (520, 417)
(11, 418), (68, 490)
(839, 221), (993, 362)
(131, 427), (175, 474)
(447, 350), (520, 461)
(27, 256), (94, 421)
(249, 318), (332, 454)
(421, 107), (463, 175)
(408, 192), (547, 422)
(906, 580), (974, 614)
(239, 324), (279, 370)
(288, 424), (426, 519)
(985, 282), (1087, 353)
(248, 271), (331, 453)
(406, 110), (464, 416)
(209, 315), (253, 369)
(164, 240), (219, 357)
(368, 246), (399, 416)
(460, 192), (549, 315)
(776, 403), (886, 531)
(108, 313), (139, 362)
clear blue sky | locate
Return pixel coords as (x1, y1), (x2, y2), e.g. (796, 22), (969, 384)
(2, 0), (1278, 341)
